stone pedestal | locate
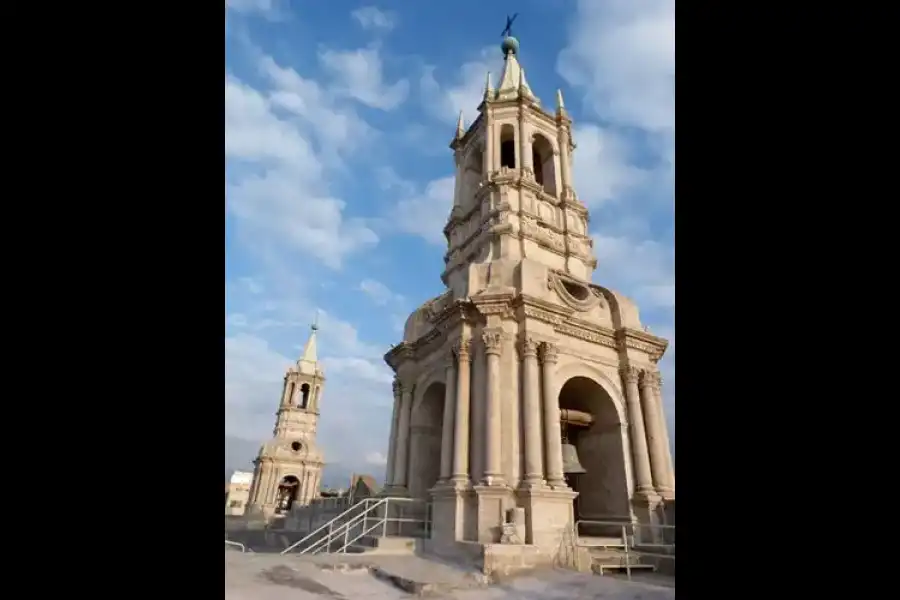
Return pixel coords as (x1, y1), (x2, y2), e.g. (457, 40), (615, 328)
(632, 491), (664, 545)
(474, 485), (515, 544)
(516, 487), (578, 548)
(430, 484), (470, 542)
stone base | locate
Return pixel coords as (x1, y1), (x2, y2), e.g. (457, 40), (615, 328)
(632, 491), (665, 545)
(429, 482), (470, 542)
(474, 484), (516, 544)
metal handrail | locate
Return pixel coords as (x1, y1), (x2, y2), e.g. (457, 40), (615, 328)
(574, 519), (675, 581)
(225, 538), (248, 552)
(280, 497), (384, 555)
(302, 500), (383, 555)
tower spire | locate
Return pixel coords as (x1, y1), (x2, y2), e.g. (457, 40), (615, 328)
(298, 315), (319, 370)
(495, 30), (536, 102)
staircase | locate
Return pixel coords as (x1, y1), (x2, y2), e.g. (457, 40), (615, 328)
(576, 519), (675, 578)
(279, 496), (431, 556)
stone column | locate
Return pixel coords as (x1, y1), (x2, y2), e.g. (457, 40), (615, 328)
(557, 126), (573, 199)
(390, 382), (414, 493)
(483, 114), (495, 176)
(540, 342), (566, 489)
(450, 339), (471, 485)
(640, 371), (673, 497)
(481, 329), (505, 486)
(651, 371), (675, 493)
(384, 378), (401, 488)
(621, 367), (654, 495)
(518, 111), (532, 173)
(520, 337), (545, 487)
(438, 351), (457, 484)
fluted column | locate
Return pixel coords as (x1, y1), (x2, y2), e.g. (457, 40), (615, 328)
(622, 367), (654, 495)
(384, 378), (401, 488)
(390, 382), (414, 492)
(520, 337), (545, 487)
(651, 371), (675, 493)
(450, 339), (471, 485)
(640, 371), (672, 497)
(540, 342), (566, 488)
(438, 351), (457, 484)
(481, 329), (505, 485)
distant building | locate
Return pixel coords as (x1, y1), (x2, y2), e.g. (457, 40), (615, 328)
(224, 470), (253, 515)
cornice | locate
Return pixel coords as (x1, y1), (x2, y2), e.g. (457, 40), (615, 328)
(615, 328), (669, 362)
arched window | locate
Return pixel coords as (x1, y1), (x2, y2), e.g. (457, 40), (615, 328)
(500, 124), (516, 169)
(531, 135), (558, 196)
(300, 383), (310, 408)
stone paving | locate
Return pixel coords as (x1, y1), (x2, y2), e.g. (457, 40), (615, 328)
(225, 549), (675, 600)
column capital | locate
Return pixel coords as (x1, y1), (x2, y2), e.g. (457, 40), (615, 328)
(453, 338), (472, 363)
(620, 365), (641, 384)
(639, 369), (657, 389)
(518, 336), (539, 359)
(482, 328), (504, 356)
(539, 341), (559, 364)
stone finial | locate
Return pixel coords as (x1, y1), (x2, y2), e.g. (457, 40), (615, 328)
(483, 72), (492, 101)
(556, 89), (565, 110)
(455, 110), (465, 139)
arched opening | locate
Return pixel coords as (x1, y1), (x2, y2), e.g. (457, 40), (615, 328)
(299, 383), (310, 408)
(407, 382), (445, 498)
(460, 148), (483, 212)
(532, 135), (558, 196)
(274, 475), (300, 514)
(500, 124), (516, 169)
(558, 376), (630, 536)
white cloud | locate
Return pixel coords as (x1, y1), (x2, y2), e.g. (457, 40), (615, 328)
(558, 0), (675, 134)
(591, 233), (674, 311)
(388, 176), (454, 245)
(365, 451), (388, 467)
(419, 47), (501, 124)
(359, 278), (403, 306)
(319, 47), (409, 111)
(351, 7), (396, 33)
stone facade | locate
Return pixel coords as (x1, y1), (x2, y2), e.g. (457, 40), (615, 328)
(381, 36), (674, 574)
(245, 325), (326, 521)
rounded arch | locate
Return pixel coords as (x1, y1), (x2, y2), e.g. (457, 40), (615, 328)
(552, 361), (626, 425)
(411, 366), (448, 420)
(500, 123), (517, 169)
(531, 133), (558, 195)
(411, 380), (446, 427)
(407, 379), (446, 499)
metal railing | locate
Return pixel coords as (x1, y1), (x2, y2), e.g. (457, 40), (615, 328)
(280, 496), (431, 556)
(574, 519), (675, 581)
(225, 538), (250, 553)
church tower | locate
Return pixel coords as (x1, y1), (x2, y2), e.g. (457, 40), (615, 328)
(246, 324), (326, 520)
(382, 32), (674, 572)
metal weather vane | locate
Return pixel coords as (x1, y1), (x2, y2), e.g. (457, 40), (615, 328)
(501, 13), (518, 38)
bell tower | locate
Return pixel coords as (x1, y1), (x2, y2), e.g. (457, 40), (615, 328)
(246, 323), (326, 520)
(444, 34), (595, 302)
(382, 30), (673, 574)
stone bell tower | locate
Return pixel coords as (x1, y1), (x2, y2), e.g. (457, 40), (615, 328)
(382, 33), (674, 571)
(246, 324), (326, 520)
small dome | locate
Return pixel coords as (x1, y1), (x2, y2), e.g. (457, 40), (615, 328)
(501, 36), (519, 56)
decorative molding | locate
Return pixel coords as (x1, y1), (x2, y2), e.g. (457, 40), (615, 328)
(482, 328), (504, 355)
(453, 338), (472, 363)
(539, 342), (559, 364)
(639, 370), (657, 389)
(620, 366), (640, 385)
(547, 271), (605, 312)
(519, 336), (539, 359)
(615, 329), (669, 363)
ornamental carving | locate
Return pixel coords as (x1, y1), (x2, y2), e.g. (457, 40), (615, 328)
(620, 366), (641, 385)
(453, 339), (471, 363)
(539, 342), (559, 364)
(482, 329), (504, 355)
(392, 378), (401, 396)
(639, 370), (657, 389)
(519, 337), (539, 359)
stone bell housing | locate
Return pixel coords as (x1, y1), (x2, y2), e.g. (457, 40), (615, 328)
(381, 35), (674, 567)
(245, 324), (326, 521)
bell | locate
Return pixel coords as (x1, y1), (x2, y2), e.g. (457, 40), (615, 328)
(561, 442), (587, 474)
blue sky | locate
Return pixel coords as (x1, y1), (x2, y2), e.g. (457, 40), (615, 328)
(225, 0), (675, 485)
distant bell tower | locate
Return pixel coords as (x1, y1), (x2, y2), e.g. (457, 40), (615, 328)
(246, 323), (326, 520)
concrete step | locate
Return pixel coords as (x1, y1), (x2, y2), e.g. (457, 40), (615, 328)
(578, 536), (625, 548)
